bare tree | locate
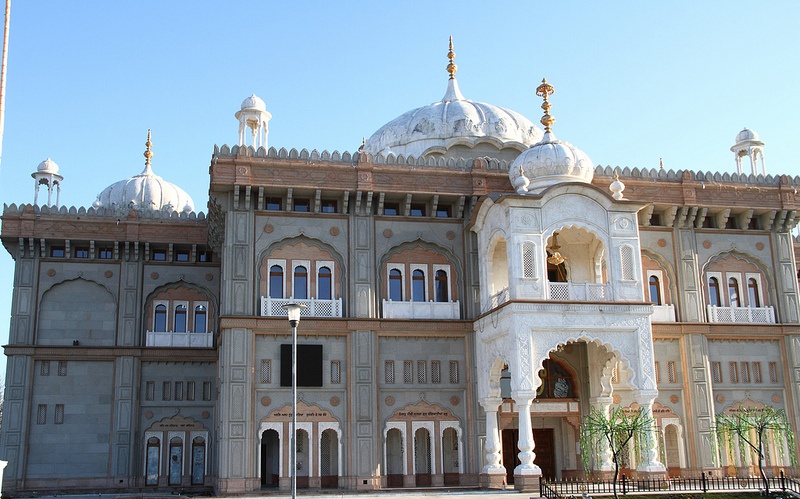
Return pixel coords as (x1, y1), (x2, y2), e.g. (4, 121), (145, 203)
(580, 406), (655, 499)
(716, 406), (796, 494)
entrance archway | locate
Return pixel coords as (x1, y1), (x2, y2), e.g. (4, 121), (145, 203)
(442, 427), (460, 485)
(320, 428), (339, 488)
(414, 427), (432, 486)
(260, 429), (280, 488)
(386, 428), (404, 487)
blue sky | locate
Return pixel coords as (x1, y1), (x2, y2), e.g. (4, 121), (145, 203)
(0, 1), (799, 374)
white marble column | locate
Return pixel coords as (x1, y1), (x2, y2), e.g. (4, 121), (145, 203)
(480, 398), (505, 476)
(514, 395), (541, 476)
(636, 391), (666, 473)
(590, 396), (615, 471)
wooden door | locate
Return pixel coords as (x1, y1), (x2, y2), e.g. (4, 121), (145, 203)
(533, 428), (556, 479)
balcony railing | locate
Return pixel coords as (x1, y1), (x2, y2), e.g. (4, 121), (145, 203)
(261, 297), (343, 318)
(146, 331), (214, 348)
(548, 282), (609, 301)
(707, 305), (776, 324)
(652, 304), (676, 322)
(382, 299), (460, 319)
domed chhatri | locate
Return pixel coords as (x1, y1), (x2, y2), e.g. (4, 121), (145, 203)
(236, 93), (272, 150)
(93, 130), (195, 214)
(240, 93), (267, 112)
(731, 127), (766, 176)
(37, 157), (60, 174)
(509, 79), (594, 195)
(363, 38), (543, 163)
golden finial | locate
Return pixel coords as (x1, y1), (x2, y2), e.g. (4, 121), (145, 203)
(144, 129), (153, 169)
(446, 36), (457, 80)
(536, 78), (555, 132)
(358, 137), (366, 152)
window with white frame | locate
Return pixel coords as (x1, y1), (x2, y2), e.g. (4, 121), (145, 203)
(152, 299), (210, 333)
(746, 273), (764, 307)
(647, 270), (665, 305)
(293, 261), (310, 299)
(153, 301), (169, 331)
(707, 272), (723, 307)
(173, 301), (189, 333)
(727, 274), (741, 307)
(411, 266), (427, 302)
(194, 304), (208, 332)
(388, 265), (404, 301)
(316, 261), (334, 300)
(267, 259), (286, 299)
(433, 265), (451, 302)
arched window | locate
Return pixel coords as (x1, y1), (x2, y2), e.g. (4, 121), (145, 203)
(168, 436), (183, 485)
(174, 305), (187, 333)
(389, 269), (403, 301)
(293, 266), (308, 299)
(648, 275), (662, 305)
(434, 270), (448, 302)
(412, 269), (425, 302)
(194, 305), (207, 333)
(536, 359), (575, 399)
(269, 265), (284, 299)
(191, 436), (205, 485)
(146, 436), (160, 485)
(154, 304), (167, 332)
(748, 278), (761, 307)
(318, 266), (332, 300)
(708, 277), (721, 307)
(728, 277), (740, 307)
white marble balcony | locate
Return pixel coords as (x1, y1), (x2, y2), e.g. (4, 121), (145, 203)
(146, 331), (214, 348)
(651, 304), (676, 322)
(382, 299), (460, 319)
(547, 282), (610, 301)
(261, 296), (343, 318)
(707, 305), (775, 324)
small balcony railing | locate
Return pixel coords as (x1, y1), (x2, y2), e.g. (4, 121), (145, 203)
(652, 304), (676, 322)
(146, 331), (214, 348)
(382, 299), (460, 319)
(261, 297), (343, 317)
(548, 282), (609, 301)
(707, 305), (776, 324)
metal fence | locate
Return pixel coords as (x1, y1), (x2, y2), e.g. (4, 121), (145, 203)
(541, 471), (800, 499)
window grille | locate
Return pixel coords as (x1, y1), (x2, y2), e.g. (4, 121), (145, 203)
(174, 381), (184, 401)
(203, 381), (212, 401)
(55, 404), (64, 424)
(331, 360), (341, 384)
(163, 381), (172, 401)
(620, 245), (634, 281)
(40, 361), (50, 376)
(431, 361), (441, 384)
(260, 359), (272, 383)
(417, 361), (427, 383)
(146, 381), (155, 401)
(667, 361), (676, 383)
(613, 363), (621, 384)
(449, 361), (459, 384)
(57, 360), (67, 376)
(37, 404), (47, 424)
(753, 362), (762, 383)
(187, 381), (196, 401)
(769, 362), (778, 383)
(712, 362), (722, 383)
(741, 362), (750, 383)
(403, 361), (413, 384)
(385, 360), (395, 384)
(729, 362), (739, 383)
(522, 243), (535, 279)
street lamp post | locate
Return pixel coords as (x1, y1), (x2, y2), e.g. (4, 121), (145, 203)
(282, 302), (306, 499)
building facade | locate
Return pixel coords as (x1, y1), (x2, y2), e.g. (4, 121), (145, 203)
(2, 51), (800, 495)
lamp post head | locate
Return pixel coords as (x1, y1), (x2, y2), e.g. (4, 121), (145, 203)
(282, 302), (307, 327)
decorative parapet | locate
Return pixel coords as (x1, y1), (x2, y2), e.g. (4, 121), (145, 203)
(2, 203), (206, 220)
(595, 165), (800, 186)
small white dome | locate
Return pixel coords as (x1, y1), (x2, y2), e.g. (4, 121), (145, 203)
(509, 131), (594, 195)
(37, 158), (59, 174)
(735, 128), (759, 143)
(241, 94), (266, 112)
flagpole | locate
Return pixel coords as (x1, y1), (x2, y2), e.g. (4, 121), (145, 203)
(0, 0), (11, 169)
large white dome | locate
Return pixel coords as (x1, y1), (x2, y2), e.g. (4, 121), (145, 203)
(363, 41), (542, 162)
(93, 132), (195, 213)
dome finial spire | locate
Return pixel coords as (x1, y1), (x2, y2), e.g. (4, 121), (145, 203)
(143, 129), (154, 174)
(536, 78), (555, 133)
(446, 36), (457, 80)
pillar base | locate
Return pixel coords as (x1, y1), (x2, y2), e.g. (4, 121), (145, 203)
(480, 472), (507, 489)
(513, 472), (541, 493)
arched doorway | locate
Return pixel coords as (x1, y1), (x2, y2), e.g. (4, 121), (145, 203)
(260, 429), (280, 488)
(414, 428), (432, 486)
(442, 427), (460, 485)
(386, 428), (404, 487)
(320, 429), (338, 488)
(296, 429), (310, 488)
(168, 436), (183, 485)
(191, 436), (206, 485)
(664, 424), (680, 474)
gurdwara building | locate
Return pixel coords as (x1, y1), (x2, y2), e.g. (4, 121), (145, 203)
(2, 45), (799, 495)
